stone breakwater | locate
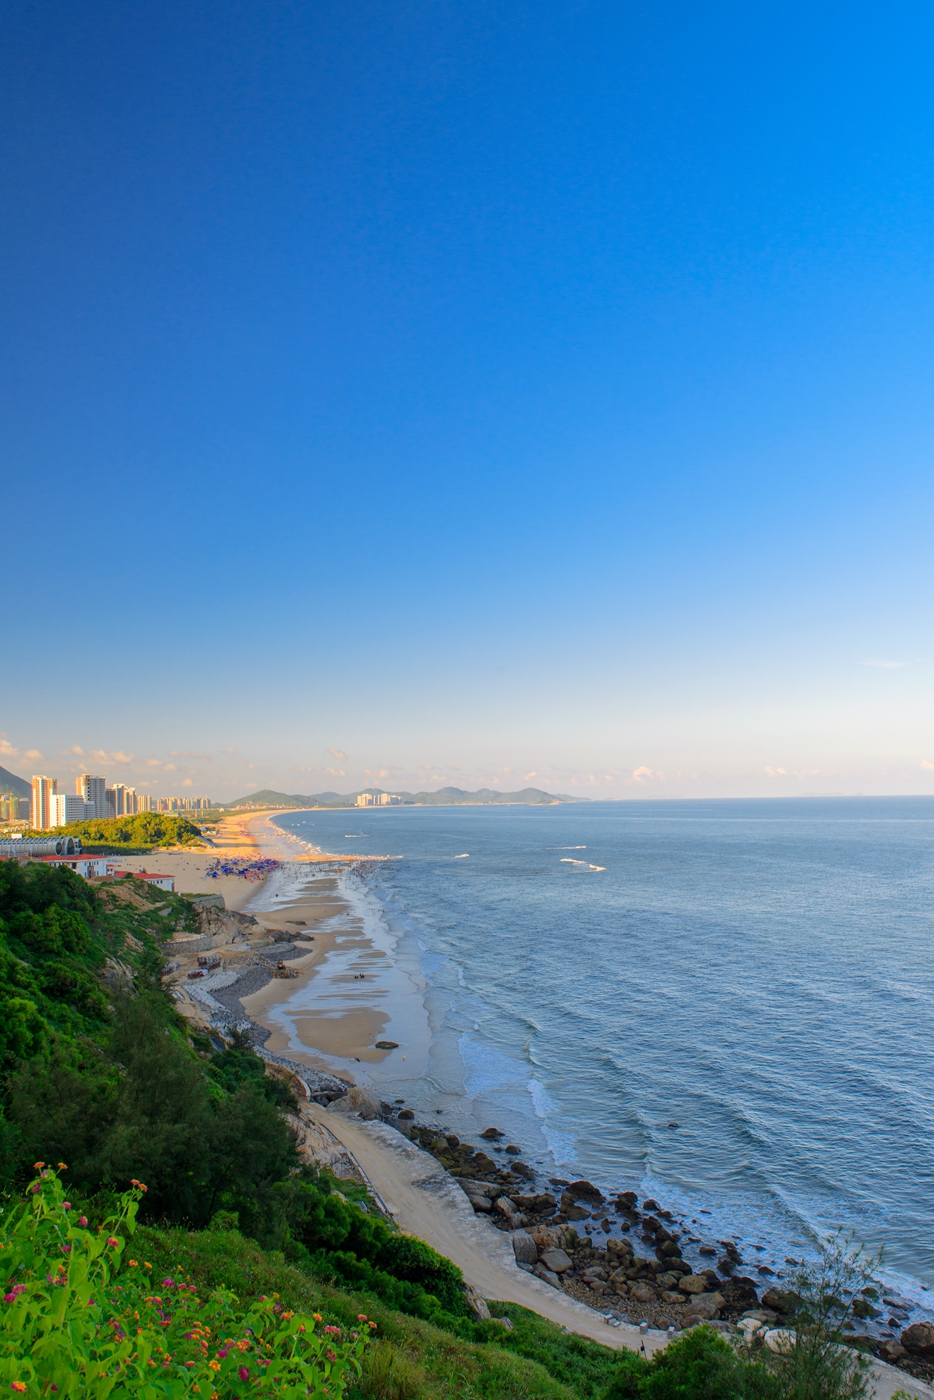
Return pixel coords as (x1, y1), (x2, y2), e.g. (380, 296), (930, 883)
(378, 1111), (934, 1385)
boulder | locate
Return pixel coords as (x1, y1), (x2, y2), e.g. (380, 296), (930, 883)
(901, 1322), (934, 1359)
(540, 1248), (573, 1274)
(719, 1276), (760, 1311)
(678, 1275), (709, 1295)
(566, 1206), (590, 1221)
(682, 1294), (723, 1322)
(511, 1231), (538, 1266)
(760, 1287), (798, 1318)
(467, 1195), (492, 1213)
(464, 1285), (490, 1321)
(480, 1127), (503, 1139)
(327, 1085), (381, 1120)
(629, 1281), (657, 1303)
(397, 1108), (415, 1120)
(877, 1340), (907, 1365)
(528, 1224), (579, 1251)
(568, 1179), (604, 1203)
(533, 1263), (562, 1289)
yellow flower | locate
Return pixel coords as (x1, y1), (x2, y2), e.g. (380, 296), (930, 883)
(208, 1361), (221, 1372)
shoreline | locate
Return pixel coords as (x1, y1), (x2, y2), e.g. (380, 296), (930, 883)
(159, 812), (934, 1387)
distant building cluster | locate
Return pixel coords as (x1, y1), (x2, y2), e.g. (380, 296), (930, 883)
(27, 773), (212, 829)
(355, 791), (402, 806)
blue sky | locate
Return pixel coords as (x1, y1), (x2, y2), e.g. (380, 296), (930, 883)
(2, 0), (932, 800)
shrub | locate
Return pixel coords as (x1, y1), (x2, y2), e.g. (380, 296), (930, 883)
(0, 1167), (370, 1400)
(602, 1324), (779, 1399)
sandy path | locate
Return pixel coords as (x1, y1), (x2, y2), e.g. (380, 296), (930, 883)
(300, 1102), (667, 1356)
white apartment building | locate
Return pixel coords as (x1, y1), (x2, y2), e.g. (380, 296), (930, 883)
(356, 792), (402, 806)
(50, 793), (94, 827)
(112, 783), (138, 816)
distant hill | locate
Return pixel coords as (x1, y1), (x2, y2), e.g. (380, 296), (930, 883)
(0, 765), (31, 800)
(226, 785), (579, 809)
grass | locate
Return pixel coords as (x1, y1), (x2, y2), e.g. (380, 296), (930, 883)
(136, 1223), (621, 1400)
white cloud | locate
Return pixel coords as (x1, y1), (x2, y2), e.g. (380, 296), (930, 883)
(524, 771), (537, 781)
(765, 766), (788, 777)
(328, 748), (347, 761)
(859, 659), (919, 669)
(182, 778), (193, 787)
(922, 760), (934, 772)
(632, 766), (654, 782)
(23, 749), (43, 760)
(88, 750), (134, 765)
(0, 736), (17, 757)
(325, 767), (345, 777)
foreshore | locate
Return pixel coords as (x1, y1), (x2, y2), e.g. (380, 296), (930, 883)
(152, 812), (934, 1394)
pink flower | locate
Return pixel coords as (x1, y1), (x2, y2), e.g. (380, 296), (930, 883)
(78, 1217), (88, 1227)
(62, 1202), (71, 1210)
(106, 1237), (119, 1248)
(237, 1368), (249, 1382)
(326, 1350), (336, 1363)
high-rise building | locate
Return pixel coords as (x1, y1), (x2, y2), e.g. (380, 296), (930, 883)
(356, 792), (401, 806)
(0, 793), (22, 822)
(136, 793), (152, 812)
(50, 794), (93, 827)
(76, 775), (109, 820)
(31, 775), (57, 830)
(113, 784), (138, 816)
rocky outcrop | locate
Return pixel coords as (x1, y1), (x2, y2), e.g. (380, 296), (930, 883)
(901, 1322), (934, 1359)
(327, 1086), (382, 1120)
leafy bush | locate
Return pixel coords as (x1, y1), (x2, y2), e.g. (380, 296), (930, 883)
(602, 1325), (779, 1400)
(0, 1167), (370, 1400)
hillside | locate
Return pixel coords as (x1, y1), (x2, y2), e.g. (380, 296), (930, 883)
(227, 785), (579, 808)
(53, 811), (205, 850)
(0, 764), (31, 800)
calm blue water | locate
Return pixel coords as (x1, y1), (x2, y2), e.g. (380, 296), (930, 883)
(274, 798), (934, 1301)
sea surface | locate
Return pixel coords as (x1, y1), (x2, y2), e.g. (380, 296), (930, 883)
(273, 797), (934, 1308)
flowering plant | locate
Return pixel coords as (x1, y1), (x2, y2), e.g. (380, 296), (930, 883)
(0, 1168), (370, 1400)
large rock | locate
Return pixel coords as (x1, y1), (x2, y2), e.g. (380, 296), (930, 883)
(719, 1276), (760, 1310)
(540, 1248), (573, 1274)
(511, 1231), (538, 1266)
(901, 1322), (934, 1358)
(683, 1292), (724, 1322)
(629, 1281), (657, 1303)
(567, 1179), (604, 1202)
(464, 1285), (490, 1321)
(533, 1263), (562, 1289)
(528, 1224), (578, 1252)
(327, 1085), (381, 1120)
(678, 1274), (709, 1295)
(761, 1287), (799, 1318)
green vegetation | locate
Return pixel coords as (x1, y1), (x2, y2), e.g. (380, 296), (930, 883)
(0, 859), (886, 1400)
(0, 1169), (370, 1400)
(52, 812), (206, 851)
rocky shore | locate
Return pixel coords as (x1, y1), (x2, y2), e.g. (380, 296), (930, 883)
(378, 1111), (934, 1384)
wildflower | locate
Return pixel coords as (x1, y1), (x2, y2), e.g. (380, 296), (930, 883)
(33, 1162), (45, 1170)
(162, 1278), (175, 1288)
(11, 1384), (27, 1393)
(62, 1202), (71, 1210)
(129, 1261), (138, 1268)
(144, 1262), (152, 1269)
(78, 1217), (88, 1227)
(323, 1326), (341, 1336)
(312, 1313), (322, 1323)
(367, 1321), (377, 1329)
(106, 1237), (119, 1248)
(356, 1314), (368, 1322)
(326, 1350), (336, 1363)
(208, 1362), (221, 1372)
(282, 1311), (293, 1320)
(62, 1245), (71, 1253)
(238, 1368), (249, 1382)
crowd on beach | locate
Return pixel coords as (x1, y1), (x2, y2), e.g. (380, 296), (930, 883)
(206, 856), (282, 881)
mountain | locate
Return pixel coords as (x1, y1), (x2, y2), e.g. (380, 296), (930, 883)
(0, 765), (31, 800)
(225, 785), (579, 808)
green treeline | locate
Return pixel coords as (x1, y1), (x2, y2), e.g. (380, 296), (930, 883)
(48, 812), (205, 849)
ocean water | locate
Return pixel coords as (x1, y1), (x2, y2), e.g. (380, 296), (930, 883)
(273, 797), (934, 1306)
